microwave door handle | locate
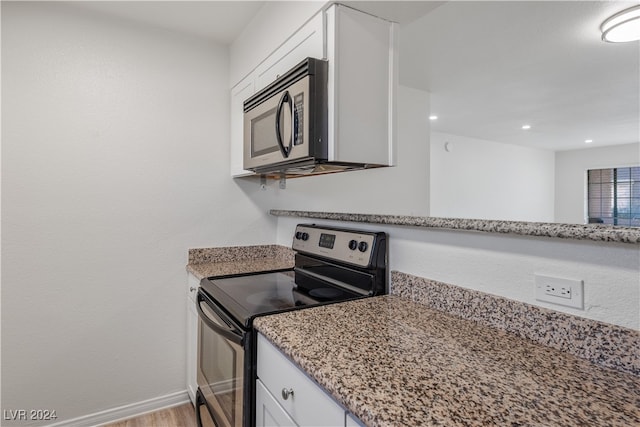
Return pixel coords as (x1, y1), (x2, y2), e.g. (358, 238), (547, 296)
(196, 291), (243, 345)
(275, 90), (293, 158)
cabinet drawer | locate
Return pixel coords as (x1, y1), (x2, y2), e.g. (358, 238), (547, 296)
(256, 379), (297, 427)
(257, 334), (345, 427)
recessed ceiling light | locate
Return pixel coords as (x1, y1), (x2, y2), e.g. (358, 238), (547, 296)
(429, 115), (438, 120)
(585, 139), (593, 144)
(521, 125), (531, 130)
(601, 5), (640, 43)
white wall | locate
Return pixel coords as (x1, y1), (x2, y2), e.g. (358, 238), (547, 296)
(430, 132), (555, 221)
(555, 143), (640, 224)
(229, 1), (325, 87)
(1, 2), (276, 425)
(276, 216), (640, 330)
(263, 85), (430, 215)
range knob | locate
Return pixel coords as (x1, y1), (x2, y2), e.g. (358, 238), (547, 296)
(348, 239), (358, 250)
(358, 241), (368, 252)
(301, 232), (309, 241)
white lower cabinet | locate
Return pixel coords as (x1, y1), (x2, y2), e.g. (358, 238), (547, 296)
(186, 273), (199, 404)
(256, 333), (351, 427)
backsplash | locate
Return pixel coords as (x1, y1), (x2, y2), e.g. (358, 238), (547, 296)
(391, 271), (640, 376)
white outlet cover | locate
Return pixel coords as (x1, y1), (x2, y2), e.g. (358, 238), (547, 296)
(534, 273), (584, 309)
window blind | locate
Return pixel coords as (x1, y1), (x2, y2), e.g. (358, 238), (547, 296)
(587, 167), (640, 227)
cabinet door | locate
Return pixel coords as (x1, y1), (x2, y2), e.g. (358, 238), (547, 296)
(254, 12), (324, 92)
(186, 295), (198, 404)
(256, 379), (297, 427)
(230, 75), (256, 177)
(325, 4), (397, 166)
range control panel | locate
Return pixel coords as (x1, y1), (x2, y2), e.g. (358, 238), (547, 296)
(291, 224), (381, 268)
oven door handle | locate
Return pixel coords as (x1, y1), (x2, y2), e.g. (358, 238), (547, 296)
(196, 290), (244, 346)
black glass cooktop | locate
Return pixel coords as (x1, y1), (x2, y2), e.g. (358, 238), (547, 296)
(199, 269), (361, 329)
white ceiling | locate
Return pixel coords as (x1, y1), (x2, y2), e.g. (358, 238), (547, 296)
(399, 0), (640, 152)
(72, 1), (265, 44)
(68, 1), (639, 153)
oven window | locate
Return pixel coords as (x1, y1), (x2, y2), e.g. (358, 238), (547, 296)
(198, 304), (244, 427)
(251, 107), (280, 157)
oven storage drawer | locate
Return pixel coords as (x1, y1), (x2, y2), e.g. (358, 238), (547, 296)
(256, 333), (345, 426)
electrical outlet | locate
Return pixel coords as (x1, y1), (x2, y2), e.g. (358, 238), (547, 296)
(535, 274), (584, 309)
(544, 282), (572, 299)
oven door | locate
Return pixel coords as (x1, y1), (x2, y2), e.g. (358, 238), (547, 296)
(243, 76), (312, 171)
(196, 289), (245, 427)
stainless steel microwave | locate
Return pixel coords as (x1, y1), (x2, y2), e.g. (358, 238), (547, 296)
(243, 57), (328, 174)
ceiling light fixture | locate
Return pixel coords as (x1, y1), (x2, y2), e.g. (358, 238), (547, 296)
(601, 5), (640, 43)
(585, 139), (593, 144)
(522, 125), (531, 130)
(429, 115), (438, 120)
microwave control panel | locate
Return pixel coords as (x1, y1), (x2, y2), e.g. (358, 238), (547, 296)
(293, 93), (304, 146)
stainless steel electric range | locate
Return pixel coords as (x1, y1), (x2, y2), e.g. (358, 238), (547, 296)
(194, 224), (388, 427)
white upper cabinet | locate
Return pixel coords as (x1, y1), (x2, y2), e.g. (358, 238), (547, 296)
(229, 3), (397, 177)
(254, 12), (324, 93)
(326, 5), (397, 166)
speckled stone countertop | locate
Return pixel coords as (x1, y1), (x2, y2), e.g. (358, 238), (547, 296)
(254, 296), (640, 427)
(270, 209), (640, 244)
(186, 244), (294, 280)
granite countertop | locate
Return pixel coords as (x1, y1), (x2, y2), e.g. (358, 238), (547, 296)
(254, 295), (640, 427)
(270, 209), (640, 244)
(186, 244), (294, 280)
(187, 258), (294, 280)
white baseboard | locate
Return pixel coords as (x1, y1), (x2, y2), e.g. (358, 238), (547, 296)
(46, 390), (191, 427)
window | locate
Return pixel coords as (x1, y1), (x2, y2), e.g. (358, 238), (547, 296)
(587, 167), (640, 227)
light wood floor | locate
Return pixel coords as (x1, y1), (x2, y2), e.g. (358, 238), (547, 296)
(102, 403), (197, 427)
